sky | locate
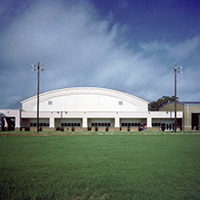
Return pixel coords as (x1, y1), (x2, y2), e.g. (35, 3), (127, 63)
(0, 0), (200, 109)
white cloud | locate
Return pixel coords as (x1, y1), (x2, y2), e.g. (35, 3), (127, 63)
(140, 41), (171, 52)
(140, 36), (200, 62)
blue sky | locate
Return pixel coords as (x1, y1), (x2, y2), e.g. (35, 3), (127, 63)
(94, 0), (200, 44)
(0, 0), (200, 108)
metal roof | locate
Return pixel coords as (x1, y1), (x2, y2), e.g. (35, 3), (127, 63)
(179, 101), (200, 106)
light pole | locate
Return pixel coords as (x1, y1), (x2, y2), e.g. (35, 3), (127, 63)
(32, 62), (44, 133)
(171, 64), (183, 133)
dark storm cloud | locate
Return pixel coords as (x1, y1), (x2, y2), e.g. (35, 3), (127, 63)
(0, 0), (199, 108)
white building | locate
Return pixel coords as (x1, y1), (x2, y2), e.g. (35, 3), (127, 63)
(0, 87), (183, 131)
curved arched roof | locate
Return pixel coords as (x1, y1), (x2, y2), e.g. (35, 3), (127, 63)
(22, 87), (148, 112)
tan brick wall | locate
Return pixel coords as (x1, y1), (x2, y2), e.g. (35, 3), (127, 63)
(160, 103), (184, 112)
(161, 103), (200, 131)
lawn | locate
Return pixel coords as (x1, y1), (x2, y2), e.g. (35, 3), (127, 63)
(0, 135), (200, 200)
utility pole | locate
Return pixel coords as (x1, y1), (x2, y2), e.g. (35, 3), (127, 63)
(171, 64), (183, 133)
(32, 62), (44, 133)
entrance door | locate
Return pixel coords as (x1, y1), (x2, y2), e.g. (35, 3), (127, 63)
(192, 113), (200, 130)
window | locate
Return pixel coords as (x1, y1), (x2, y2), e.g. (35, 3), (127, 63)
(48, 101), (53, 105)
(61, 123), (80, 127)
(30, 123), (49, 127)
(121, 123), (140, 127)
(152, 123), (161, 127)
(119, 101), (123, 105)
(91, 123), (111, 127)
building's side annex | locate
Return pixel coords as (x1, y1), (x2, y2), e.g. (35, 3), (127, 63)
(160, 102), (200, 131)
(1, 87), (183, 131)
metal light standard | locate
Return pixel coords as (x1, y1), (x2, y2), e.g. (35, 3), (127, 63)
(171, 64), (183, 133)
(32, 62), (44, 133)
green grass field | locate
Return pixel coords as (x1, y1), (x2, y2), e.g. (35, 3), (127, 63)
(1, 134), (200, 200)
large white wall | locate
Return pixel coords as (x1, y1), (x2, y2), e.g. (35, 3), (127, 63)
(22, 87), (148, 112)
(33, 94), (137, 112)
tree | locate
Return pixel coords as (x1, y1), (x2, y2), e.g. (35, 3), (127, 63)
(148, 96), (179, 111)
